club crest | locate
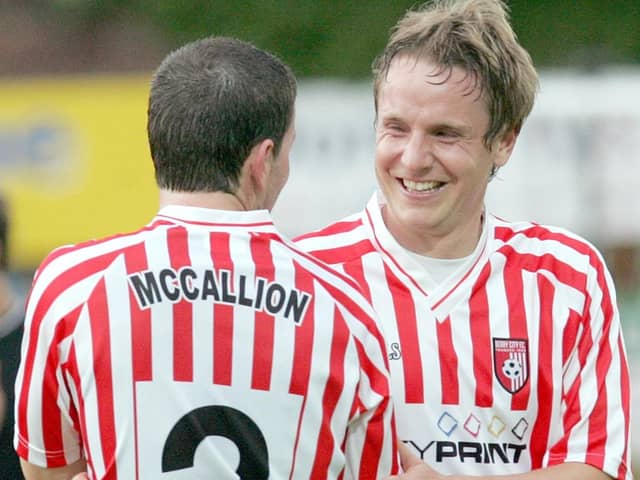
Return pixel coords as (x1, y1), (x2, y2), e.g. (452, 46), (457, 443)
(493, 338), (529, 394)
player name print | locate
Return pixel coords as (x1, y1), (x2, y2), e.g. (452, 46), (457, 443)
(128, 267), (312, 325)
(493, 338), (529, 394)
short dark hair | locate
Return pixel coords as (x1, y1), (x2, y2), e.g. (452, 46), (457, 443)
(148, 36), (297, 193)
(373, 0), (538, 148)
(0, 195), (8, 270)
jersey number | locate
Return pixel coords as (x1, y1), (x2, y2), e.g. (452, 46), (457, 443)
(162, 405), (269, 478)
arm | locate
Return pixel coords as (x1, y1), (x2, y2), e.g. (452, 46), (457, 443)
(20, 459), (87, 480)
(388, 443), (612, 480)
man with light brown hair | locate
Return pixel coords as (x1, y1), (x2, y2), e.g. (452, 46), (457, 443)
(295, 1), (632, 479)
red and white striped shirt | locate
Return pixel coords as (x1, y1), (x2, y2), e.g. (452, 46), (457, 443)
(295, 192), (632, 480)
(15, 205), (399, 479)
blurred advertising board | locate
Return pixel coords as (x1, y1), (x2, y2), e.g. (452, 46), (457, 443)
(0, 75), (158, 270)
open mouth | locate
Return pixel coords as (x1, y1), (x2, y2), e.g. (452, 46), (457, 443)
(402, 179), (446, 193)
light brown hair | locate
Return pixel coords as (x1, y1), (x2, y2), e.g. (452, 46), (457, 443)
(373, 0), (539, 148)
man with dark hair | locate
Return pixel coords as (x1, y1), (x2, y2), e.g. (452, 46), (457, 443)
(296, 1), (631, 479)
(0, 195), (25, 479)
(15, 36), (398, 479)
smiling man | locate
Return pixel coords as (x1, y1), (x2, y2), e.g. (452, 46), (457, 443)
(295, 1), (632, 479)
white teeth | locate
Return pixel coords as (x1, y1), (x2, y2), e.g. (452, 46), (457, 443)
(403, 179), (444, 192)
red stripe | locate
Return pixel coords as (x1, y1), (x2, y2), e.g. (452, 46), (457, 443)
(310, 306), (349, 479)
(37, 305), (83, 466)
(250, 234), (275, 391)
(123, 242), (150, 480)
(468, 262), (493, 407)
(436, 316), (458, 405)
(87, 278), (118, 480)
(124, 243), (152, 381)
(584, 291), (612, 469)
(529, 275), (554, 468)
(66, 340), (96, 478)
(352, 331), (394, 478)
(210, 232), (234, 385)
(562, 309), (581, 366)
(294, 218), (362, 242)
(343, 257), (372, 303)
(554, 308), (582, 463)
(384, 263), (423, 403)
(498, 245), (586, 292)
(617, 335), (631, 480)
(288, 263), (316, 479)
(307, 239), (375, 266)
(17, 250), (122, 458)
(289, 265), (314, 396)
(502, 256), (531, 410)
(167, 226), (194, 382)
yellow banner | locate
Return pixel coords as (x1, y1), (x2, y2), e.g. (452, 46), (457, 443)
(0, 74), (158, 270)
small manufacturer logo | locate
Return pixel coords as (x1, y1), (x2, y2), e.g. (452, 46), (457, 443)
(388, 342), (402, 360)
(493, 338), (529, 394)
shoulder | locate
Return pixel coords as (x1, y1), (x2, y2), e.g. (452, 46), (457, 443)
(490, 215), (610, 275)
(29, 223), (160, 308)
(293, 213), (377, 266)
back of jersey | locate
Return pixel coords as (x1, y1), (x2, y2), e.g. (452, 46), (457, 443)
(15, 208), (397, 479)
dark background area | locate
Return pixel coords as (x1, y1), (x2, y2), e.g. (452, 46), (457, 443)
(1, 1), (638, 78)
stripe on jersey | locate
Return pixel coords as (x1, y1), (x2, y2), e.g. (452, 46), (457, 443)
(66, 332), (96, 477)
(469, 262), (493, 407)
(124, 243), (152, 382)
(310, 305), (349, 478)
(88, 278), (118, 480)
(167, 226), (194, 382)
(17, 249), (123, 466)
(40, 305), (82, 465)
(123, 242), (150, 480)
(436, 316), (458, 405)
(210, 231), (234, 386)
(384, 262), (424, 403)
(502, 254), (531, 410)
(529, 274), (554, 468)
(289, 263), (315, 397)
(250, 233), (276, 391)
(616, 335), (631, 480)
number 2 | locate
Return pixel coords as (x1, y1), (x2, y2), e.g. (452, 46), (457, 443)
(161, 405), (269, 478)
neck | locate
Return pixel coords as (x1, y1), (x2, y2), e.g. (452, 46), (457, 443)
(159, 190), (251, 211)
(386, 210), (484, 259)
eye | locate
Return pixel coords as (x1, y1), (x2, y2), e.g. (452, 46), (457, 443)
(384, 122), (407, 135)
(434, 129), (461, 143)
(435, 129), (457, 138)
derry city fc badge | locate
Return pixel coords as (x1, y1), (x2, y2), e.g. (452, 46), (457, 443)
(493, 338), (529, 394)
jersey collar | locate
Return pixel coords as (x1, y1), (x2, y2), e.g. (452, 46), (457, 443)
(155, 204), (279, 233)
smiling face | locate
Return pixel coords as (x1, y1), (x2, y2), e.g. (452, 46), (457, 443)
(374, 56), (516, 258)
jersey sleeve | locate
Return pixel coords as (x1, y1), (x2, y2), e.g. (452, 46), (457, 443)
(341, 306), (400, 479)
(14, 263), (83, 468)
(547, 250), (632, 480)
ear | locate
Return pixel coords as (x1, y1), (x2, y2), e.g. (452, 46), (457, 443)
(493, 128), (519, 168)
(246, 138), (275, 196)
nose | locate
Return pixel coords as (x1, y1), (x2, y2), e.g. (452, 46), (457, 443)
(401, 134), (434, 170)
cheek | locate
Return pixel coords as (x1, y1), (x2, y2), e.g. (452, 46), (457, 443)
(375, 138), (399, 169)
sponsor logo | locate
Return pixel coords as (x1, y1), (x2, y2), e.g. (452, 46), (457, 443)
(404, 410), (529, 465)
(493, 338), (529, 394)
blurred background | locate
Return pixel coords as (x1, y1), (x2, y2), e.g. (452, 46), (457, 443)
(0, 0), (638, 476)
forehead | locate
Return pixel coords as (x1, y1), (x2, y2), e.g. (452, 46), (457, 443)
(379, 56), (486, 109)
